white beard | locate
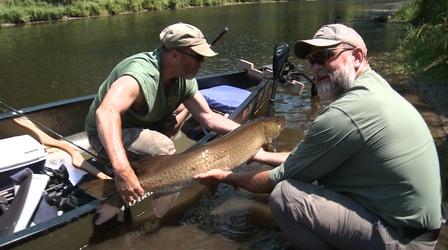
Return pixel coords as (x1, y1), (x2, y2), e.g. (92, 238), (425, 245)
(316, 60), (356, 101)
(184, 74), (196, 80)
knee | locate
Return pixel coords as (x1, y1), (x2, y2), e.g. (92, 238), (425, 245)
(269, 180), (314, 221)
(269, 181), (290, 221)
(125, 128), (176, 156)
(147, 132), (175, 155)
(156, 140), (176, 155)
(269, 182), (283, 212)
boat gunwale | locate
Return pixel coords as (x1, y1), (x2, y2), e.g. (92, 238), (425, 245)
(0, 69), (245, 122)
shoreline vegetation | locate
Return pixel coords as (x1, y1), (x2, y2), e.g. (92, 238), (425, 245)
(0, 0), (274, 26)
(394, 0), (447, 80)
(1, 0), (446, 84)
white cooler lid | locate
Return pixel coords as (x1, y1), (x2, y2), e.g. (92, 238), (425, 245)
(0, 135), (46, 172)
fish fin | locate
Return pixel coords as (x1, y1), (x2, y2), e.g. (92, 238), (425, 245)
(79, 179), (116, 200)
(95, 193), (123, 225)
(151, 192), (180, 218)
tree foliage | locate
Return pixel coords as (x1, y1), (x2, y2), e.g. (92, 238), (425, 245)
(0, 0), (264, 24)
(396, 0), (448, 79)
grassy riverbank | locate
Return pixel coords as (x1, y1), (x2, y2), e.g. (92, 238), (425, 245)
(0, 0), (269, 25)
(395, 0), (447, 80)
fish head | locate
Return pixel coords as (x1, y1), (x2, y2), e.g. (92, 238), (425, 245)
(263, 116), (286, 140)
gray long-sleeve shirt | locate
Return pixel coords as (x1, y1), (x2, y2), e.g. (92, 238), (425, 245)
(269, 68), (442, 229)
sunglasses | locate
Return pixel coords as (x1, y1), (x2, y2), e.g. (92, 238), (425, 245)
(177, 49), (204, 62)
(306, 47), (354, 66)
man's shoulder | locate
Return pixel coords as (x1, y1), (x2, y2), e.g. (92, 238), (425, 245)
(329, 88), (368, 113)
(112, 50), (161, 85)
(330, 69), (390, 110)
(351, 67), (392, 94)
(313, 105), (355, 131)
(117, 49), (160, 73)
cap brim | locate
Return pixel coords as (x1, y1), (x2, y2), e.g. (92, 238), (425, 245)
(294, 38), (342, 58)
(191, 43), (218, 57)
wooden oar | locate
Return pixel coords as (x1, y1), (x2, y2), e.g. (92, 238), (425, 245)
(13, 117), (111, 180)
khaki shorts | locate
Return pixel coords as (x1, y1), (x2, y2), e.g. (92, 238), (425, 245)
(88, 128), (176, 161)
(269, 180), (438, 250)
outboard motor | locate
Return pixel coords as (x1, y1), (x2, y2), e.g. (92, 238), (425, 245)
(272, 45), (318, 98)
(271, 42), (290, 102)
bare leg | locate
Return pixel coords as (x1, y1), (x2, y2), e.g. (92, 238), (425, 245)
(164, 104), (191, 140)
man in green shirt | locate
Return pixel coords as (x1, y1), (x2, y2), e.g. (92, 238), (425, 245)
(195, 24), (442, 249)
(85, 23), (242, 205)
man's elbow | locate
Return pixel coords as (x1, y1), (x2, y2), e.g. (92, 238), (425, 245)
(196, 115), (215, 130)
(95, 106), (116, 124)
(95, 106), (106, 122)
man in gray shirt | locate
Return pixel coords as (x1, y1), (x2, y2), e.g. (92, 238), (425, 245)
(195, 24), (442, 249)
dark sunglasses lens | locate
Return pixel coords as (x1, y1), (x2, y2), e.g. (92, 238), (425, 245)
(306, 55), (314, 65)
(316, 50), (333, 65)
(179, 50), (204, 62)
(308, 49), (335, 65)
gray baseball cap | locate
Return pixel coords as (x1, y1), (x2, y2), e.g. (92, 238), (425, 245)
(294, 24), (367, 58)
(160, 22), (217, 57)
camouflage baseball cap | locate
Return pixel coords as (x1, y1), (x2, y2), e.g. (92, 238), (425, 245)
(294, 24), (367, 58)
(160, 22), (217, 57)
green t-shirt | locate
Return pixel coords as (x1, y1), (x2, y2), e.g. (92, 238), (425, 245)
(85, 48), (198, 133)
(269, 68), (442, 229)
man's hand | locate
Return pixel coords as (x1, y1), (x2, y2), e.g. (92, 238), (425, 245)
(193, 169), (232, 187)
(114, 167), (145, 204)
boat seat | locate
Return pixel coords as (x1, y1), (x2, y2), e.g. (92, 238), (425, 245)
(179, 85), (251, 141)
(200, 85), (251, 114)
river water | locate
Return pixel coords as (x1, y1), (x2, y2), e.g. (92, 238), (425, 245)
(3, 0), (446, 249)
(0, 0), (404, 109)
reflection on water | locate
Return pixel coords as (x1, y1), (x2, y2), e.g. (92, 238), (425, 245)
(87, 224), (241, 250)
(181, 184), (288, 250)
(0, 0), (405, 109)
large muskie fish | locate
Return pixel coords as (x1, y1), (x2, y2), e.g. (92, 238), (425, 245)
(81, 116), (285, 224)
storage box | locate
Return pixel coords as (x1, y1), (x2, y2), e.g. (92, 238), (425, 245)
(0, 135), (46, 188)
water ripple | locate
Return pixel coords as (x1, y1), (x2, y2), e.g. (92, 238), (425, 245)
(180, 184), (291, 250)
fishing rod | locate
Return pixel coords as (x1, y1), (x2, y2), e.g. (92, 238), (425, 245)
(211, 27), (230, 46)
(0, 100), (110, 166)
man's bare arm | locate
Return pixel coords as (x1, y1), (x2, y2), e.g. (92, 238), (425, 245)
(96, 75), (145, 203)
(194, 169), (275, 194)
(251, 149), (290, 167)
(184, 92), (239, 134)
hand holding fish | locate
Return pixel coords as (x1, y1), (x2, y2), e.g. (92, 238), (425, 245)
(250, 148), (290, 166)
(114, 167), (145, 203)
(194, 169), (232, 187)
(195, 169), (275, 194)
